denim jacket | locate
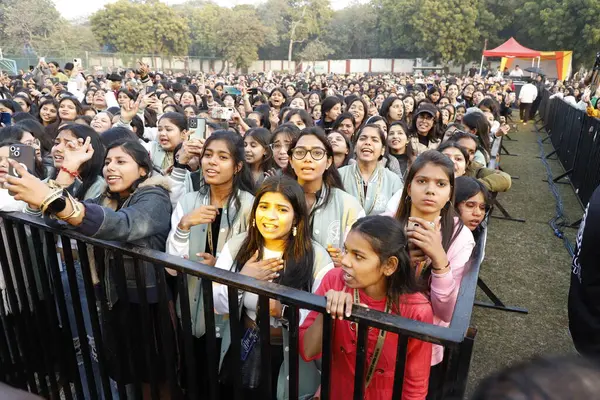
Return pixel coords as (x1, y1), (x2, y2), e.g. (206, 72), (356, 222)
(49, 175), (173, 306)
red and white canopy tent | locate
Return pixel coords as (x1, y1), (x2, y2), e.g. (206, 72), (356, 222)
(480, 37), (541, 76)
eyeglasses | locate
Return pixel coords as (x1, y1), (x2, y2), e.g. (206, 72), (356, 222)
(417, 113), (434, 121)
(290, 147), (327, 161)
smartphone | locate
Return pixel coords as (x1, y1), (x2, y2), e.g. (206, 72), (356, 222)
(73, 58), (82, 67)
(224, 85), (241, 96)
(39, 57), (46, 63)
(0, 112), (11, 127)
(188, 117), (207, 140)
(49, 77), (59, 84)
(8, 145), (35, 195)
(211, 107), (234, 121)
(248, 88), (259, 96)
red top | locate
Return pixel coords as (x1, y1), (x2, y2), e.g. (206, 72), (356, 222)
(300, 268), (433, 400)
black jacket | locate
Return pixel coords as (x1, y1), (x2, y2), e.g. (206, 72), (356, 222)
(568, 185), (600, 356)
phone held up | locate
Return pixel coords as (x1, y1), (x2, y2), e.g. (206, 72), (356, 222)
(188, 117), (207, 140)
(0, 112), (11, 127)
(7, 144), (35, 196)
(211, 107), (234, 121)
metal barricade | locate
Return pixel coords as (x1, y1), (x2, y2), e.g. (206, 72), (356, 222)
(0, 211), (483, 399)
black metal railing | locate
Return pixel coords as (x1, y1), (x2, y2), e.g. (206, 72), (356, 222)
(0, 210), (483, 399)
(537, 90), (600, 207)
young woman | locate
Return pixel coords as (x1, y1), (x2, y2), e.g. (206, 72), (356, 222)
(148, 112), (188, 173)
(455, 105), (467, 123)
(387, 121), (410, 176)
(289, 96), (308, 110)
(38, 98), (59, 128)
(316, 96), (343, 133)
(446, 84), (460, 107)
(462, 111), (491, 165)
(300, 215), (433, 400)
(454, 176), (490, 238)
(438, 141), (469, 178)
(269, 88), (289, 112)
(346, 96), (368, 129)
(311, 103), (322, 122)
(167, 130), (255, 390)
(283, 109), (313, 131)
(327, 130), (352, 169)
(411, 103), (440, 150)
(244, 127), (274, 185)
(269, 123), (300, 172)
(307, 92), (321, 110)
(402, 95), (416, 124)
(387, 151), (474, 392)
(212, 176), (334, 398)
(286, 127), (365, 250)
(331, 112), (356, 142)
(3, 139), (175, 396)
(427, 86), (442, 104)
(457, 84), (475, 108)
(338, 124), (403, 216)
(379, 96), (405, 126)
(90, 111), (114, 135)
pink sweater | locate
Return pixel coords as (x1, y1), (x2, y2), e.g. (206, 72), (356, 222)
(380, 214), (475, 365)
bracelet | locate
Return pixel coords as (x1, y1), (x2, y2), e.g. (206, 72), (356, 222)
(60, 166), (79, 178)
(119, 117), (131, 125)
(39, 189), (64, 214)
(57, 192), (82, 221)
(432, 262), (450, 272)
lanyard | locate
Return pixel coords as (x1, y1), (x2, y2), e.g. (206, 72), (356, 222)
(353, 289), (392, 389)
(354, 164), (383, 215)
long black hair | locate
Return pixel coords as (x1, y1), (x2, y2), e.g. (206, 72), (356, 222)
(105, 139), (155, 200)
(454, 176), (490, 241)
(379, 96), (405, 125)
(54, 123), (105, 200)
(349, 216), (419, 314)
(198, 130), (255, 229)
(245, 127), (274, 173)
(234, 176), (314, 291)
(462, 111), (491, 159)
(394, 150), (462, 252)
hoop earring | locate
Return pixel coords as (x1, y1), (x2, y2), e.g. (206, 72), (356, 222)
(292, 226), (297, 237)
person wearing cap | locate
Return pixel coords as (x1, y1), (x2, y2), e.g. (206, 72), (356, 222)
(107, 73), (123, 98)
(409, 102), (441, 154)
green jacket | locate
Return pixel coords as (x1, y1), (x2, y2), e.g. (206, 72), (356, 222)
(467, 161), (512, 192)
(338, 163), (403, 216)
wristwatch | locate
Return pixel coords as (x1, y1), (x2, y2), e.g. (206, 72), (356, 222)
(45, 194), (67, 215)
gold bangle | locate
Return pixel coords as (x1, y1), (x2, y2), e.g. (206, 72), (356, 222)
(57, 192), (82, 221)
(39, 189), (64, 214)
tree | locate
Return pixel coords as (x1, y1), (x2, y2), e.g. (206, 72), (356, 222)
(0, 0), (62, 54)
(90, 0), (190, 55)
(321, 3), (379, 59)
(515, 0), (600, 68)
(376, 0), (479, 63)
(217, 6), (269, 70)
(285, 0), (332, 68)
(298, 39), (333, 61)
(175, 1), (221, 57)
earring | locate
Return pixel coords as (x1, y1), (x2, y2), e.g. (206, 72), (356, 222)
(406, 195), (411, 202)
(292, 226), (297, 237)
(252, 219), (255, 227)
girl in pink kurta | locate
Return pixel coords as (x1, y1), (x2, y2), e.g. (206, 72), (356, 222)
(386, 150), (475, 397)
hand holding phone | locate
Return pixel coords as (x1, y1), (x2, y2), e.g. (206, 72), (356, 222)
(0, 112), (11, 127)
(7, 145), (35, 195)
(188, 117), (207, 140)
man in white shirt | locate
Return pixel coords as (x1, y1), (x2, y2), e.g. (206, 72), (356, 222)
(518, 78), (538, 124)
(510, 65), (524, 77)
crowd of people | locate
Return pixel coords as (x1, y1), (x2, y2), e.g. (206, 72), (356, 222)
(0, 59), (530, 399)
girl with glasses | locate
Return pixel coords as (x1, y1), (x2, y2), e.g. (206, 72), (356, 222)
(286, 127), (365, 253)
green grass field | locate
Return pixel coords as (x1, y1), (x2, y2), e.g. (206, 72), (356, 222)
(466, 123), (582, 396)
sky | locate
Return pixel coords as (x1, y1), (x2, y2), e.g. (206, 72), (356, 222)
(53, 0), (354, 21)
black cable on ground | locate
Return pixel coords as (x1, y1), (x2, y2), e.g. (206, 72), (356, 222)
(536, 130), (575, 257)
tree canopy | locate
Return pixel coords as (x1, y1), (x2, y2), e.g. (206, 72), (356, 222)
(0, 0), (594, 70)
